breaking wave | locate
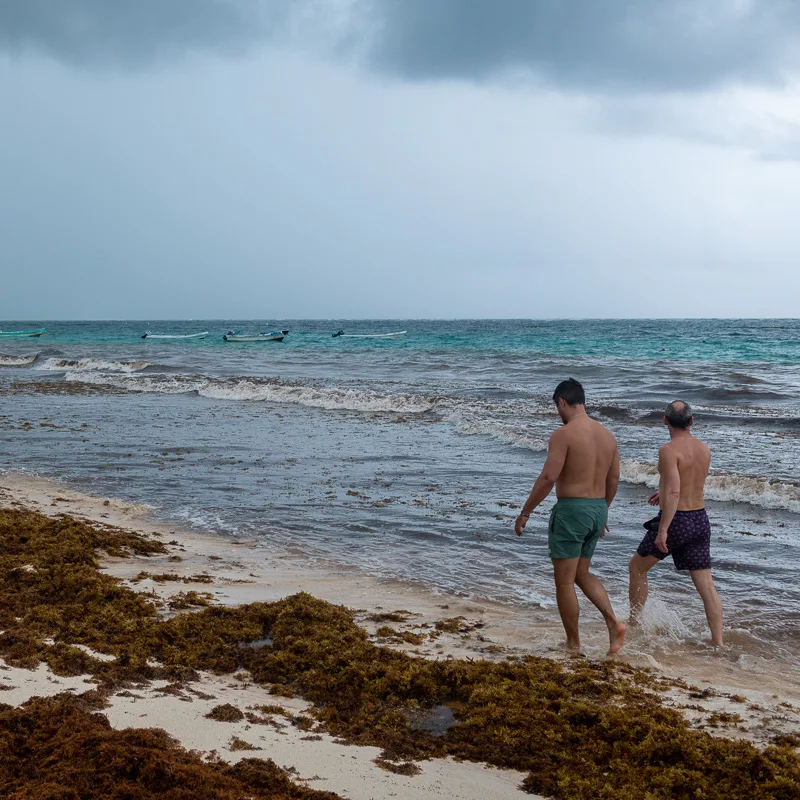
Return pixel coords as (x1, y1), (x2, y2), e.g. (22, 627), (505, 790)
(61, 372), (441, 414)
(0, 353), (39, 367)
(198, 379), (439, 413)
(621, 459), (800, 513)
(37, 358), (152, 374)
(449, 413), (550, 452)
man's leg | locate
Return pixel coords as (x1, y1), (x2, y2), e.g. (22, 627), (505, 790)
(629, 553), (660, 625)
(575, 558), (627, 655)
(552, 557), (581, 651)
(690, 569), (723, 647)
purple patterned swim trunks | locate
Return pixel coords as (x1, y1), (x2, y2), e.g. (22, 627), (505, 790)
(636, 509), (711, 571)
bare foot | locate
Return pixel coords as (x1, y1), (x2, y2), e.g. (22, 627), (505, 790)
(607, 622), (627, 655)
(558, 640), (582, 654)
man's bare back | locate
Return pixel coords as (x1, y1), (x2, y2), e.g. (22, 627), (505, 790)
(555, 416), (619, 500)
(657, 434), (710, 511)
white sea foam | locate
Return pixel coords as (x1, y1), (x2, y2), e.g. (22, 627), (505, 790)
(619, 459), (660, 488)
(38, 357), (152, 373)
(635, 595), (697, 641)
(198, 380), (439, 413)
(0, 353), (38, 367)
(450, 413), (549, 452)
(64, 371), (199, 394)
(62, 372), (440, 413)
(621, 458), (800, 513)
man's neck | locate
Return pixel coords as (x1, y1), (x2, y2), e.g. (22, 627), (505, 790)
(563, 405), (588, 424)
(668, 427), (692, 441)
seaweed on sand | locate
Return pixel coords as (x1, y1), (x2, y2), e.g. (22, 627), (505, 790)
(0, 694), (339, 799)
(206, 703), (245, 722)
(1, 509), (800, 799)
(168, 590), (214, 610)
(374, 625), (426, 645)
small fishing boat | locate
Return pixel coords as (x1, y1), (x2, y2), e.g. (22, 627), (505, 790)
(0, 328), (46, 338)
(332, 330), (407, 339)
(223, 329), (288, 343)
(141, 331), (208, 339)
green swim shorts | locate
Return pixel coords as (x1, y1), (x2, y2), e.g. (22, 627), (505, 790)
(548, 498), (608, 560)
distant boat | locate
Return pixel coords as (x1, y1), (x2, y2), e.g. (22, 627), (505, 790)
(0, 328), (46, 338)
(141, 331), (208, 340)
(332, 330), (406, 339)
(223, 329), (288, 342)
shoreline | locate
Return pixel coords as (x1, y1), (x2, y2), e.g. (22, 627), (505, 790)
(1, 471), (799, 798)
(3, 470), (799, 701)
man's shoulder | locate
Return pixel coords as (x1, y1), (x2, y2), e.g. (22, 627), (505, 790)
(659, 441), (677, 458)
(693, 437), (711, 456)
(589, 417), (616, 442)
(549, 425), (568, 442)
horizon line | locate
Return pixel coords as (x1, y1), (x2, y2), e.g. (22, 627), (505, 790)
(1, 316), (798, 323)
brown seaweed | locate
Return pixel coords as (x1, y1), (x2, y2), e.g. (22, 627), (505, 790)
(1, 509), (799, 799)
(205, 704), (245, 722)
(0, 694), (340, 799)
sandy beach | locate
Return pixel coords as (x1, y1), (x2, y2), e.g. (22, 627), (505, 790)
(1, 471), (799, 798)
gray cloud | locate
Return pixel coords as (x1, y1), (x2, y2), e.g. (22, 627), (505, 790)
(1, 1), (800, 91)
(0, 0), (283, 65)
(368, 0), (800, 91)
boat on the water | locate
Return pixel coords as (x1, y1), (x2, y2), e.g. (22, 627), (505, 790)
(223, 329), (288, 343)
(332, 330), (406, 339)
(141, 331), (209, 339)
(0, 328), (46, 338)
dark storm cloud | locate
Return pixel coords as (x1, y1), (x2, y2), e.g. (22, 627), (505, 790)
(368, 0), (800, 91)
(0, 0), (283, 65)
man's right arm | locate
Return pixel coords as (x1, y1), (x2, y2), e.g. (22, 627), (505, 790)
(656, 446), (681, 553)
(515, 430), (568, 536)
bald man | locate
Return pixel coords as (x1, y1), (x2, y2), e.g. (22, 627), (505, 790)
(629, 400), (723, 646)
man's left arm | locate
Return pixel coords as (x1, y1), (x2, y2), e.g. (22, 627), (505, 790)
(515, 432), (567, 536)
(605, 441), (620, 507)
(601, 440), (620, 536)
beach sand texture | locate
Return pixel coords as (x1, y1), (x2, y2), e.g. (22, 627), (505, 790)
(1, 473), (799, 798)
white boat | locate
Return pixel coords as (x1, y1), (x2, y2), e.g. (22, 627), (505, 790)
(141, 331), (208, 339)
(0, 328), (45, 337)
(332, 330), (407, 339)
(223, 329), (288, 342)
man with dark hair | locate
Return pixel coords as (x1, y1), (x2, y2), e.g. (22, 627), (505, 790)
(515, 379), (626, 655)
(552, 378), (585, 407)
(629, 401), (723, 646)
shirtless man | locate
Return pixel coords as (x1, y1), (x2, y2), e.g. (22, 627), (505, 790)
(515, 379), (627, 655)
(629, 400), (723, 646)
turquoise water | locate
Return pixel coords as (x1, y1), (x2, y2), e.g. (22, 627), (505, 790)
(3, 318), (800, 362)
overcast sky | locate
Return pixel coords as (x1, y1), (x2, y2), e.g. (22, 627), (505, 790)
(2, 0), (800, 319)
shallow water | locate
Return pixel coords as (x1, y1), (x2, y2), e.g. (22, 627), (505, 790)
(2, 318), (800, 667)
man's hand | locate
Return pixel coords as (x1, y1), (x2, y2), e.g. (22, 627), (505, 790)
(648, 491), (660, 506)
(655, 529), (669, 553)
(602, 521), (609, 538)
(514, 514), (529, 537)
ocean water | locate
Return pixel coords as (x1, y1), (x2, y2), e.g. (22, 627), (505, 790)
(2, 319), (800, 663)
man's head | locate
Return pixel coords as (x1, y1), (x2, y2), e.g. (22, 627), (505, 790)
(553, 378), (585, 421)
(664, 400), (693, 430)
